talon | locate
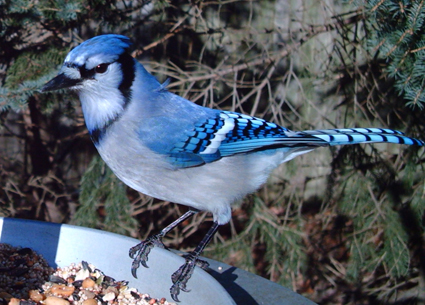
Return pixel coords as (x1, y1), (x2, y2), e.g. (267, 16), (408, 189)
(170, 286), (180, 303)
(169, 255), (197, 301)
(129, 243), (142, 258)
(131, 260), (140, 278)
(129, 235), (166, 278)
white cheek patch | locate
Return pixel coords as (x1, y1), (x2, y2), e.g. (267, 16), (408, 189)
(95, 63), (122, 87)
(200, 116), (235, 154)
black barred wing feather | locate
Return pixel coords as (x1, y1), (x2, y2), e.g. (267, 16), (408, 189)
(169, 112), (424, 168)
(302, 128), (425, 146)
(169, 111), (327, 167)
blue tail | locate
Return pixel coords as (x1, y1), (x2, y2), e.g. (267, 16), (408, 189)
(302, 128), (424, 146)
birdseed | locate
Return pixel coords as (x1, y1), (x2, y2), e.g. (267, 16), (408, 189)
(0, 243), (53, 300)
(0, 244), (175, 305)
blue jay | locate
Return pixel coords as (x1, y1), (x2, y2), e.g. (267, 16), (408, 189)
(41, 34), (424, 301)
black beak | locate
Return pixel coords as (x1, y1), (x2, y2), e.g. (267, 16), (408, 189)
(40, 73), (81, 92)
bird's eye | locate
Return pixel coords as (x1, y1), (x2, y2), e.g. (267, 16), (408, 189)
(95, 63), (109, 74)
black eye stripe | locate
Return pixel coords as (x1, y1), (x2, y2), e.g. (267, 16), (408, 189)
(76, 63), (110, 79)
(64, 54), (134, 96)
(79, 66), (95, 79)
(65, 61), (112, 79)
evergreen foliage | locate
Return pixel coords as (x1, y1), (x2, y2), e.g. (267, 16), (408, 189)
(0, 0), (424, 303)
(74, 155), (136, 234)
(367, 0), (425, 108)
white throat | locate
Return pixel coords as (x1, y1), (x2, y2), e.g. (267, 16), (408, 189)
(78, 86), (126, 131)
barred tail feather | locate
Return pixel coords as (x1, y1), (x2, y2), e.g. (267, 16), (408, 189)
(302, 128), (424, 146)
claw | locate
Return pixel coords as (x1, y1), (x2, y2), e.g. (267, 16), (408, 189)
(130, 216), (217, 302)
(131, 265), (138, 279)
(169, 253), (197, 302)
(170, 286), (181, 303)
(168, 222), (220, 302)
(129, 235), (166, 278)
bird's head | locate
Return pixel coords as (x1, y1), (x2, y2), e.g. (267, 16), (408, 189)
(41, 34), (134, 94)
(41, 34), (137, 135)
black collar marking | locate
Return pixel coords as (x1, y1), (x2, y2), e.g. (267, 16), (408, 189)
(89, 53), (136, 144)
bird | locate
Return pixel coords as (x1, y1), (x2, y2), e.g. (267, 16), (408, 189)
(40, 34), (424, 301)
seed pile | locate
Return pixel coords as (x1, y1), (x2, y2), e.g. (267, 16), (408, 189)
(0, 243), (53, 299)
(0, 244), (175, 305)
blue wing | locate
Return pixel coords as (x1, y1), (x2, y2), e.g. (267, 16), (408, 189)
(168, 111), (328, 168)
(166, 111), (424, 168)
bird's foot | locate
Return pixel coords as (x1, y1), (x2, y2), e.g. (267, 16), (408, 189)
(182, 253), (210, 270)
(170, 252), (200, 302)
(129, 234), (165, 278)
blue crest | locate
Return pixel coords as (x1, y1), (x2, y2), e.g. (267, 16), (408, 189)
(64, 34), (132, 68)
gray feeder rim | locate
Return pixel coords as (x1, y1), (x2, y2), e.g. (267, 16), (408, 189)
(0, 217), (316, 305)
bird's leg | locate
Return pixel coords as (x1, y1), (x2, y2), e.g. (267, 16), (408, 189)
(129, 209), (198, 278)
(170, 221), (220, 302)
